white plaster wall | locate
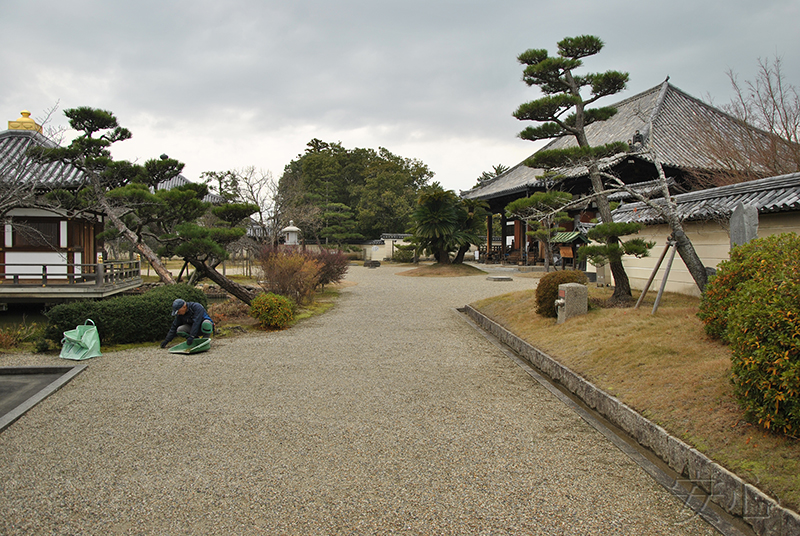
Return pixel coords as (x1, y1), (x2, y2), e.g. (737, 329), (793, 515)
(618, 213), (800, 296)
(5, 251), (69, 278)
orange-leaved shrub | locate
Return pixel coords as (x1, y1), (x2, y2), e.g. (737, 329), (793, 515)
(257, 246), (321, 304)
(249, 292), (295, 329)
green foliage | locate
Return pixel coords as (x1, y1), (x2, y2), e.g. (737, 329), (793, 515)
(211, 203), (259, 227)
(45, 284), (206, 345)
(726, 269), (800, 435)
(319, 202), (364, 245)
(535, 270), (588, 318)
(579, 222), (653, 265)
(524, 143), (630, 167)
(393, 243), (416, 263)
(698, 234), (800, 340)
(161, 222), (246, 264)
(696, 234), (800, 436)
(278, 141), (432, 240)
(410, 184), (486, 264)
(475, 164), (510, 186)
(29, 107), (183, 194)
(257, 246), (321, 304)
(249, 292), (295, 329)
(514, 35), (628, 146)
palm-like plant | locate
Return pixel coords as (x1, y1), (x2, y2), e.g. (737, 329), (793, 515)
(411, 184), (460, 264)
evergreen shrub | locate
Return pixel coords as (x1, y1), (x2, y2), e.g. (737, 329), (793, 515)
(45, 283), (206, 345)
(727, 270), (800, 435)
(250, 292), (294, 329)
(698, 234), (800, 340)
(700, 234), (800, 435)
(393, 244), (415, 263)
(535, 269), (588, 318)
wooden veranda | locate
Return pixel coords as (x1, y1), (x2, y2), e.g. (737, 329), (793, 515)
(0, 260), (142, 304)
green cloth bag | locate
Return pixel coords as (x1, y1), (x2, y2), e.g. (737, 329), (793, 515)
(60, 319), (102, 361)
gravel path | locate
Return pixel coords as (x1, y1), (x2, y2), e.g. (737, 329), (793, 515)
(0, 265), (717, 535)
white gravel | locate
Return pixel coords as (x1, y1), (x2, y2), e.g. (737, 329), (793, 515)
(0, 265), (717, 535)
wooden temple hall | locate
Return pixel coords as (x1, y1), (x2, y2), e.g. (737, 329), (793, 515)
(462, 79), (783, 267)
(0, 111), (141, 304)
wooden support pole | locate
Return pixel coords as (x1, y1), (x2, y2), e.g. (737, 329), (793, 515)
(652, 241), (678, 315)
(635, 239), (674, 309)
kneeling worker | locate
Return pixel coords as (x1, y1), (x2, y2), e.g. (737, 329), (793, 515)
(160, 298), (214, 348)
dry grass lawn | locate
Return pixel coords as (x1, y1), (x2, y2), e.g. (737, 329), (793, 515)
(472, 284), (800, 513)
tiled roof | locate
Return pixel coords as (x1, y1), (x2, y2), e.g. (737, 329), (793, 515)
(463, 80), (777, 201)
(612, 172), (800, 224)
(0, 130), (86, 188)
(156, 174), (226, 204)
(462, 161), (546, 200)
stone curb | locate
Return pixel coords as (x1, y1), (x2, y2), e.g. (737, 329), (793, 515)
(463, 304), (800, 536)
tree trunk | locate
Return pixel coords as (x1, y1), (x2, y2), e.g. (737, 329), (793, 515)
(651, 147), (708, 293)
(671, 225), (708, 292)
(543, 240), (552, 272)
(94, 186), (176, 284)
(190, 260), (257, 305)
(453, 244), (470, 264)
(587, 164), (632, 303)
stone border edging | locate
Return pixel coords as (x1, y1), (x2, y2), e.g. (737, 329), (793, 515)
(463, 304), (800, 536)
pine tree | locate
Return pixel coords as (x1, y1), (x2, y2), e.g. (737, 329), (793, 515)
(513, 35), (641, 302)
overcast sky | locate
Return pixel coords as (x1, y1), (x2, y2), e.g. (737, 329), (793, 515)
(3, 1), (799, 192)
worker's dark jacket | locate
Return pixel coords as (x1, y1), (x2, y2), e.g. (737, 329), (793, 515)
(163, 302), (213, 344)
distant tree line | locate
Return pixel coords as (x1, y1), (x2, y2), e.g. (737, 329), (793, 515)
(276, 139), (434, 245)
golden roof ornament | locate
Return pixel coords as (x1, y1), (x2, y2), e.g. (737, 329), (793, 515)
(8, 110), (43, 133)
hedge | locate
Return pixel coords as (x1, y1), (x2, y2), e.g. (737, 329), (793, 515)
(45, 284), (207, 345)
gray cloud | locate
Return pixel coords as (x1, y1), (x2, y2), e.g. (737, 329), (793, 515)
(3, 0), (799, 190)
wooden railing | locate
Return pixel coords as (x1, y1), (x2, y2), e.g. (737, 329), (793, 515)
(0, 260), (141, 287)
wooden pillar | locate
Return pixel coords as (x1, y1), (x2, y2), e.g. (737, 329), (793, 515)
(486, 214), (493, 258)
(514, 220), (524, 251)
(500, 213), (508, 262)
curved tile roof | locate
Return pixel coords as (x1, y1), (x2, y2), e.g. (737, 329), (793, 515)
(612, 172), (800, 224)
(463, 80), (781, 201)
(156, 174), (226, 204)
(0, 130), (87, 188)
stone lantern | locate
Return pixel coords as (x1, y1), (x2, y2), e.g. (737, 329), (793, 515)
(281, 220), (301, 246)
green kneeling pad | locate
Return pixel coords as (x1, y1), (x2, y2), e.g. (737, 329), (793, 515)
(169, 338), (211, 354)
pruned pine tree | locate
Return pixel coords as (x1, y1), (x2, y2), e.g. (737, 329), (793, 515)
(505, 191), (572, 272)
(513, 35), (640, 303)
(29, 107), (180, 284)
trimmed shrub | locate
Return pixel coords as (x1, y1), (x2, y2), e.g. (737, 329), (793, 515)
(698, 233), (800, 340)
(45, 283), (206, 345)
(393, 244), (415, 263)
(250, 292), (294, 329)
(535, 269), (588, 318)
(697, 233), (800, 435)
(725, 247), (800, 435)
